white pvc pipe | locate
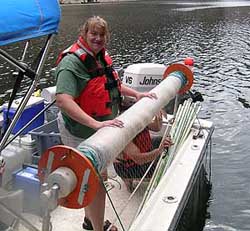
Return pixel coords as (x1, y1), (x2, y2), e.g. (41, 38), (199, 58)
(77, 73), (185, 172)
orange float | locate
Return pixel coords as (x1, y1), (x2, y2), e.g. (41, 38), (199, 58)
(184, 57), (194, 66)
(38, 145), (99, 209)
(163, 63), (194, 95)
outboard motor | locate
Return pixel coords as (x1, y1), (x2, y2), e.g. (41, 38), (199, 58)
(121, 63), (166, 92)
(122, 63), (171, 113)
(121, 63), (203, 114)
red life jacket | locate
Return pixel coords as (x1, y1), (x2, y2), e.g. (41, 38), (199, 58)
(123, 128), (153, 168)
(56, 37), (121, 117)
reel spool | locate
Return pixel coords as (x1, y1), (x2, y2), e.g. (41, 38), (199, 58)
(163, 63), (193, 95)
(38, 145), (99, 209)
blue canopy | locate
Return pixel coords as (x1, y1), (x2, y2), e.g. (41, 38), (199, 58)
(0, 0), (61, 46)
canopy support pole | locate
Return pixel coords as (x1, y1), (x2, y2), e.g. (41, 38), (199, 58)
(0, 34), (54, 153)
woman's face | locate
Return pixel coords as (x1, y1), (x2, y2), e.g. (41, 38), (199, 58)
(86, 26), (106, 55)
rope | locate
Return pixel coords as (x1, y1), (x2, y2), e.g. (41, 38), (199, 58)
(97, 171), (126, 231)
(191, 106), (213, 183)
(109, 156), (157, 229)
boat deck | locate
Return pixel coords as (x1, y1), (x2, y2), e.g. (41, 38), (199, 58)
(19, 167), (146, 231)
(0, 117), (214, 231)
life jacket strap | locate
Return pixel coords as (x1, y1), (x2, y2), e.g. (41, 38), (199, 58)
(106, 96), (122, 108)
(105, 79), (119, 90)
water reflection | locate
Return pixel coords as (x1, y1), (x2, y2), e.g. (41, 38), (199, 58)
(1, 1), (250, 230)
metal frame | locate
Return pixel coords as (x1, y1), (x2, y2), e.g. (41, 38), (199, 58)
(0, 34), (54, 153)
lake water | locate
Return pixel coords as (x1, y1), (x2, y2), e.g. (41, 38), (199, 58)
(1, 1), (250, 230)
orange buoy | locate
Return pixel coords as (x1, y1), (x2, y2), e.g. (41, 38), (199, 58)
(184, 57), (194, 66)
(38, 145), (99, 209)
(163, 63), (193, 94)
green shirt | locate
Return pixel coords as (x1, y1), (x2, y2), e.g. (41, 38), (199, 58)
(55, 53), (119, 139)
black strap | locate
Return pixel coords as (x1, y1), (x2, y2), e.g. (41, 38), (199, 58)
(88, 67), (106, 78)
(105, 79), (119, 90)
(88, 66), (114, 79)
(106, 96), (122, 108)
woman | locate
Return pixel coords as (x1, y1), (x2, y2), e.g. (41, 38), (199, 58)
(55, 16), (157, 231)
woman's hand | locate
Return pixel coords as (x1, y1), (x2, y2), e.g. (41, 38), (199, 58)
(159, 136), (174, 151)
(121, 84), (157, 102)
(153, 111), (163, 123)
(148, 110), (163, 132)
(95, 119), (124, 130)
(135, 92), (157, 101)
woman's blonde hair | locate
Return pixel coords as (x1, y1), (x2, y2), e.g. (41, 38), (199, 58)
(79, 16), (110, 43)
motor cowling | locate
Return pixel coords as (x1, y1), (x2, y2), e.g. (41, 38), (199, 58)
(121, 63), (166, 92)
